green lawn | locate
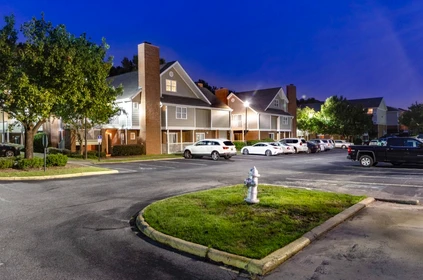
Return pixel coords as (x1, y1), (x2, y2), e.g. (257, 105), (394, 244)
(143, 185), (366, 259)
(0, 166), (111, 177)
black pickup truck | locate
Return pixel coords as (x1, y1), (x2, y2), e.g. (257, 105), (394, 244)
(347, 137), (423, 167)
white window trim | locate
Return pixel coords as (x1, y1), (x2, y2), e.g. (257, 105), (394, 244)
(196, 133), (205, 141)
(130, 132), (136, 140)
(274, 99), (279, 107)
(176, 107), (187, 119)
(166, 79), (177, 92)
(282, 117), (288, 125)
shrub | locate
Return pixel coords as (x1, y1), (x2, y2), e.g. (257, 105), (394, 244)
(87, 150), (106, 159)
(233, 141), (246, 151)
(69, 153), (83, 159)
(354, 138), (363, 145)
(15, 158), (44, 170)
(33, 133), (48, 153)
(111, 145), (143, 156)
(46, 154), (68, 167)
(0, 158), (14, 169)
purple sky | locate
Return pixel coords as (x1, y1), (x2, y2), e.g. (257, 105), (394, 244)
(1, 0), (422, 109)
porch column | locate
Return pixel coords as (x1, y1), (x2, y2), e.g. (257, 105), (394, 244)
(180, 129), (183, 152)
(166, 129), (169, 154)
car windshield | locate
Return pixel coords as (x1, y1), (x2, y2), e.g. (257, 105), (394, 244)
(223, 141), (234, 146)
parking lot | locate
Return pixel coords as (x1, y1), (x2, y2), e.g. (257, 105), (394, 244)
(1, 148), (423, 279)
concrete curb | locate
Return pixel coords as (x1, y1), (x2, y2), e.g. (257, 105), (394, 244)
(136, 197), (375, 275)
(0, 170), (119, 181)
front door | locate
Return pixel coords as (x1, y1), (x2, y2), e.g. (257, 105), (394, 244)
(107, 134), (112, 155)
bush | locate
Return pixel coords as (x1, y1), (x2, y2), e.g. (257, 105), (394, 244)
(69, 153), (83, 159)
(111, 145), (143, 156)
(48, 147), (71, 155)
(46, 154), (68, 167)
(15, 158), (44, 170)
(0, 158), (14, 169)
(33, 133), (48, 153)
(87, 150), (106, 159)
(233, 141), (246, 151)
(354, 138), (363, 145)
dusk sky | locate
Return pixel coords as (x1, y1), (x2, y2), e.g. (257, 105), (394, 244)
(1, 0), (422, 109)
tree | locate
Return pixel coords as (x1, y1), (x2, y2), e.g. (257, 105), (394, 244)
(315, 96), (373, 139)
(399, 102), (423, 135)
(196, 79), (218, 93)
(108, 54), (166, 77)
(297, 106), (319, 138)
(0, 14), (121, 158)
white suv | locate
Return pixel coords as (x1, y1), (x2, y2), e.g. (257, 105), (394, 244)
(280, 138), (308, 153)
(183, 139), (237, 160)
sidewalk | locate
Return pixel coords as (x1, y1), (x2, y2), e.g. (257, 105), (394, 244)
(266, 201), (423, 279)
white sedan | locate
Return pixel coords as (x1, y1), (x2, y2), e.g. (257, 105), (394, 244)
(274, 142), (295, 154)
(241, 142), (281, 156)
(334, 140), (353, 149)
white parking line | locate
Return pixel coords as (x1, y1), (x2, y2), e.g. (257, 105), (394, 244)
(285, 177), (422, 188)
(160, 161), (208, 166)
(138, 163), (176, 169)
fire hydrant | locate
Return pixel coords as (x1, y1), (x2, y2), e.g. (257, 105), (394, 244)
(244, 166), (260, 204)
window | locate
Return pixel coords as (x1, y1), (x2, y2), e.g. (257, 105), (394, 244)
(168, 133), (177, 143)
(274, 99), (279, 107)
(166, 79), (177, 92)
(232, 114), (242, 127)
(269, 133), (275, 140)
(367, 108), (373, 114)
(130, 132), (136, 140)
(176, 107), (187, 119)
(133, 102), (138, 109)
(120, 132), (125, 144)
(196, 133), (205, 141)
(282, 117), (288, 125)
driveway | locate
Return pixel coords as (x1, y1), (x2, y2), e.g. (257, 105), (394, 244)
(0, 149), (422, 279)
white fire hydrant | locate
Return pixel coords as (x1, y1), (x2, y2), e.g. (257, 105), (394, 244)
(244, 166), (260, 204)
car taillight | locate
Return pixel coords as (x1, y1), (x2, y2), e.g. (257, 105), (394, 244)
(300, 142), (302, 145)
(347, 147), (352, 154)
(223, 146), (229, 150)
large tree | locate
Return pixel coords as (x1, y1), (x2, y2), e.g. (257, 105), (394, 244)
(297, 106), (319, 138)
(399, 102), (423, 135)
(315, 96), (373, 139)
(0, 14), (121, 158)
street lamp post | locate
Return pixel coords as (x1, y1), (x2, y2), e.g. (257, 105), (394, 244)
(244, 101), (250, 143)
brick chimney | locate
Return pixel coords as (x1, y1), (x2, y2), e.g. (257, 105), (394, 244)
(286, 84), (297, 137)
(215, 88), (229, 105)
(138, 42), (161, 154)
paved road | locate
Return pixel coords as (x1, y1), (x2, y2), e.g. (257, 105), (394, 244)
(0, 149), (422, 279)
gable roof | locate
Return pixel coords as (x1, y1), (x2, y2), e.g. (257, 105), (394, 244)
(108, 71), (140, 100)
(348, 97), (383, 108)
(198, 87), (231, 110)
(160, 61), (176, 73)
(232, 87), (292, 116)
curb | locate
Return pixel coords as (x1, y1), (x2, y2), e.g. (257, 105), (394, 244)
(375, 197), (420, 205)
(0, 170), (119, 181)
(136, 197), (375, 275)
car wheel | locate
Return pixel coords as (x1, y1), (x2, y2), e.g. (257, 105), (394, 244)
(243, 149), (249, 155)
(211, 151), (220, 161)
(342, 145), (346, 149)
(183, 150), (192, 159)
(306, 148), (311, 154)
(359, 155), (373, 167)
(265, 150), (272, 156)
(5, 150), (15, 157)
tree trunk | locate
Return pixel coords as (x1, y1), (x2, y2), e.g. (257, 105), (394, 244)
(24, 128), (34, 159)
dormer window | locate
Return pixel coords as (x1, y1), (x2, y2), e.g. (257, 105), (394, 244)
(274, 99), (279, 107)
(166, 79), (177, 92)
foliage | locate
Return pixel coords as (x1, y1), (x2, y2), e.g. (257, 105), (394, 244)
(109, 54), (166, 77)
(297, 106), (319, 136)
(245, 138), (274, 146)
(233, 141), (246, 151)
(15, 157), (44, 169)
(297, 98), (323, 105)
(33, 133), (47, 153)
(353, 138), (363, 145)
(399, 102), (423, 135)
(111, 144), (144, 156)
(0, 158), (14, 169)
(48, 147), (71, 155)
(0, 14), (121, 159)
(315, 96), (373, 138)
(46, 153), (68, 166)
(143, 185), (365, 259)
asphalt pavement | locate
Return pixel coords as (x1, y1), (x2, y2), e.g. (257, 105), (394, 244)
(1, 149), (422, 279)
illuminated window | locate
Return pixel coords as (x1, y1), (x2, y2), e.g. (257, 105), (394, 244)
(166, 79), (177, 92)
(130, 132), (136, 140)
(367, 108), (373, 114)
(176, 107), (187, 119)
(274, 99), (279, 107)
(232, 114), (242, 127)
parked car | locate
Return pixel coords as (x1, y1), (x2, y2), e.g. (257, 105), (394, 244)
(0, 143), (21, 157)
(306, 141), (320, 153)
(321, 139), (334, 150)
(334, 140), (353, 149)
(241, 142), (280, 156)
(416, 134), (423, 141)
(183, 139), (237, 160)
(277, 142), (295, 154)
(279, 138), (308, 153)
(310, 139), (328, 151)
